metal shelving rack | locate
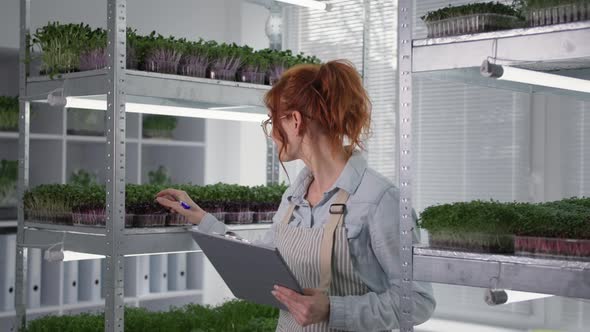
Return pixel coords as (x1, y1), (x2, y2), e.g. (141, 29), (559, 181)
(14, 1), (589, 331)
(15, 0), (274, 331)
(398, 2), (590, 331)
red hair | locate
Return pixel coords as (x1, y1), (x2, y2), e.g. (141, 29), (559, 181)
(264, 59), (371, 160)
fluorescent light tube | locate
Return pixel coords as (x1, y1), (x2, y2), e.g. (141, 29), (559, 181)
(485, 289), (553, 305)
(275, 0), (328, 11)
(59, 250), (202, 261)
(62, 251), (105, 262)
(125, 250), (203, 257)
(481, 60), (590, 94)
(503, 290), (553, 304)
(64, 97), (266, 123)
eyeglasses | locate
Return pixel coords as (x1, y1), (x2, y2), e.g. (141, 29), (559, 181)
(261, 115), (288, 138)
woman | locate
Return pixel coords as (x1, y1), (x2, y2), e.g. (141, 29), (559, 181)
(156, 60), (435, 331)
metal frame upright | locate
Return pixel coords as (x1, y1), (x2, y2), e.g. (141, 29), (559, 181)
(103, 1), (127, 331)
(15, 1), (31, 330)
(265, 2), (283, 185)
(14, 0), (131, 331)
(397, 1), (414, 331)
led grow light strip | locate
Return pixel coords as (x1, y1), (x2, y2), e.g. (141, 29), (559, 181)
(275, 0), (328, 11)
(62, 251), (106, 262)
(58, 250), (204, 261)
(481, 60), (590, 94)
(64, 97), (267, 123)
(485, 288), (553, 305)
(503, 290), (553, 304)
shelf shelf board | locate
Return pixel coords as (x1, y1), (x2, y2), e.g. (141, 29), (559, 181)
(140, 139), (206, 147)
(0, 220), (17, 228)
(22, 222), (271, 255)
(66, 135), (141, 144)
(0, 132), (63, 140)
(66, 135), (106, 143)
(413, 247), (590, 300)
(0, 303), (69, 319)
(63, 135), (203, 146)
(0, 131), (18, 139)
(25, 221), (106, 235)
(0, 290), (203, 319)
(412, 21), (590, 99)
(227, 223), (273, 231)
(26, 69), (270, 121)
(24, 222), (271, 236)
(135, 289), (203, 301)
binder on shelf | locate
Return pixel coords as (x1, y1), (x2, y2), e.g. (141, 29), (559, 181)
(0, 233), (16, 311)
(27, 248), (42, 308)
(63, 261), (79, 304)
(125, 256), (150, 297)
(168, 253), (187, 291)
(149, 254), (168, 293)
(100, 259), (106, 299)
(187, 252), (203, 290)
(41, 258), (62, 306)
(78, 259), (102, 302)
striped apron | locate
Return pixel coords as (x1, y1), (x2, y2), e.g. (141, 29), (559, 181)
(274, 189), (371, 332)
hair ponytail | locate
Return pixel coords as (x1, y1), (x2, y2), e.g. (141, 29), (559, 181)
(264, 59), (371, 158)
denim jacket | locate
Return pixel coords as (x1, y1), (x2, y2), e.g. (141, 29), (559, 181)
(197, 152), (436, 331)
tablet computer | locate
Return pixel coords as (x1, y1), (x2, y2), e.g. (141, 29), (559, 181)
(190, 230), (303, 311)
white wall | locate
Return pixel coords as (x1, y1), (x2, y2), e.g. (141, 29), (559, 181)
(204, 1), (270, 186)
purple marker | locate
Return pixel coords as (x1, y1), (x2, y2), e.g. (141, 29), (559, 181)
(180, 201), (191, 210)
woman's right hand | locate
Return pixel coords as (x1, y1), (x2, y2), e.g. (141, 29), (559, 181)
(155, 188), (206, 225)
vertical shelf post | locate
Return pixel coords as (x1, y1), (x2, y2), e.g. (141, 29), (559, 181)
(265, 3), (282, 185)
(104, 1), (127, 331)
(361, 0), (370, 84)
(397, 0), (414, 331)
(15, 0), (31, 330)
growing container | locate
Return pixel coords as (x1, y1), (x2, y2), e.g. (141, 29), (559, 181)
(515, 236), (590, 260)
(179, 64), (207, 78)
(239, 71), (266, 85)
(210, 69), (237, 81)
(144, 60), (179, 75)
(429, 231), (515, 254)
(224, 211), (254, 224)
(135, 214), (167, 227)
(526, 2), (590, 27)
(167, 213), (190, 226)
(425, 14), (521, 38)
(79, 48), (108, 71)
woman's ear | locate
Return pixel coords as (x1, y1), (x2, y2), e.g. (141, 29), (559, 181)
(291, 111), (303, 134)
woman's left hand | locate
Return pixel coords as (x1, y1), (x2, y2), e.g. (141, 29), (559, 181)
(272, 286), (330, 327)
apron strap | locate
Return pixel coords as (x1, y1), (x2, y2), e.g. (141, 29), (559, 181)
(319, 189), (350, 292)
